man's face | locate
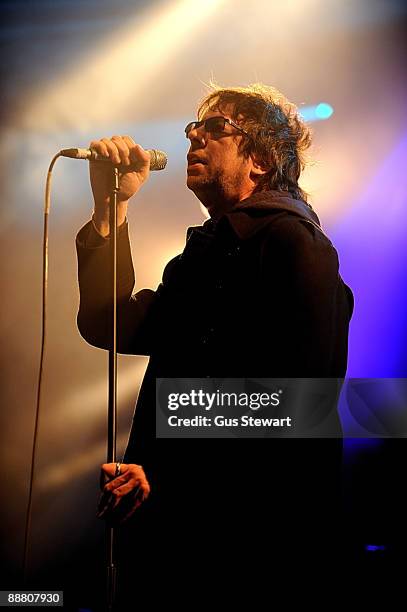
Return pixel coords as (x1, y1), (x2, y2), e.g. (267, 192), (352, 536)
(186, 105), (256, 217)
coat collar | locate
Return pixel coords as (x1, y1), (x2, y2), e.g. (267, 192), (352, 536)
(187, 191), (324, 242)
(223, 190), (323, 240)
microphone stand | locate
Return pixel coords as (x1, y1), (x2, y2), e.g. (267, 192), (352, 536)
(106, 166), (120, 611)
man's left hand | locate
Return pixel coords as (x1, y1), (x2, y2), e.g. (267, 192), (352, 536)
(97, 463), (151, 524)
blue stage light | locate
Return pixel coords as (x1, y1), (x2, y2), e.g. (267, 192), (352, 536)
(299, 103), (334, 122)
(365, 545), (386, 552)
(315, 103), (334, 119)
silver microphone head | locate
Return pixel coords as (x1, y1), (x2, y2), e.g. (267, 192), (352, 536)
(147, 149), (167, 171)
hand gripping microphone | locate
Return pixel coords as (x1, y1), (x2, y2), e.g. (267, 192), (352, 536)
(59, 147), (167, 171)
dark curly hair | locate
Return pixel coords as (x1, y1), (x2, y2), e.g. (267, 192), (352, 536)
(197, 83), (312, 204)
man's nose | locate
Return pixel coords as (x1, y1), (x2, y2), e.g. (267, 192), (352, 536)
(187, 125), (206, 145)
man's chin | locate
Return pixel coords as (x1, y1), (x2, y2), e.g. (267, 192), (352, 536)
(186, 175), (211, 193)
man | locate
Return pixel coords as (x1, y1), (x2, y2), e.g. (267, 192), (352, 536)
(76, 84), (353, 593)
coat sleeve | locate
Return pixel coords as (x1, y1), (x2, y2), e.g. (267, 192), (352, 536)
(260, 216), (354, 377)
(76, 220), (160, 355)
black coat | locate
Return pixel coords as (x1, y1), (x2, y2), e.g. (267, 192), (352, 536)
(77, 190), (353, 452)
(76, 190), (354, 570)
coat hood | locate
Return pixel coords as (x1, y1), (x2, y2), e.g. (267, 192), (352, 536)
(222, 190), (323, 241)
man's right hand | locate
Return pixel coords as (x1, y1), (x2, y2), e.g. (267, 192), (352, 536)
(89, 135), (150, 236)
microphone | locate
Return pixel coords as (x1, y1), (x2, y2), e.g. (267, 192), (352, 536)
(59, 147), (167, 171)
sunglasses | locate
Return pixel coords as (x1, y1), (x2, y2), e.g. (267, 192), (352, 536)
(184, 115), (250, 139)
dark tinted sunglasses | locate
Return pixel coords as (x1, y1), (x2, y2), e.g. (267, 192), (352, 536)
(185, 116), (250, 139)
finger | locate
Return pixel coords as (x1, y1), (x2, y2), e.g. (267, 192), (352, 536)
(107, 485), (139, 512)
(101, 463), (130, 479)
(100, 465), (120, 490)
(98, 484), (129, 514)
(129, 143), (150, 167)
(112, 487), (147, 520)
(97, 492), (111, 512)
(101, 463), (144, 480)
(89, 139), (110, 158)
(109, 481), (143, 498)
(101, 138), (121, 164)
(108, 480), (145, 509)
(98, 485), (149, 522)
(97, 491), (114, 518)
(103, 472), (133, 493)
(119, 497), (145, 524)
(105, 474), (150, 505)
(121, 135), (136, 149)
(101, 462), (130, 474)
(99, 469), (109, 490)
(97, 495), (119, 520)
(106, 476), (150, 498)
(122, 136), (140, 169)
(111, 135), (131, 166)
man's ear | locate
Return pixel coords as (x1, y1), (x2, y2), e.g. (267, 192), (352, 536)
(250, 154), (269, 177)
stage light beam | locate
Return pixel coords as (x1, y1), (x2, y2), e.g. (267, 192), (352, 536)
(22, 0), (224, 132)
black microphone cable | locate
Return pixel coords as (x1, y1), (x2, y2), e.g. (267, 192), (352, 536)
(23, 151), (61, 583)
